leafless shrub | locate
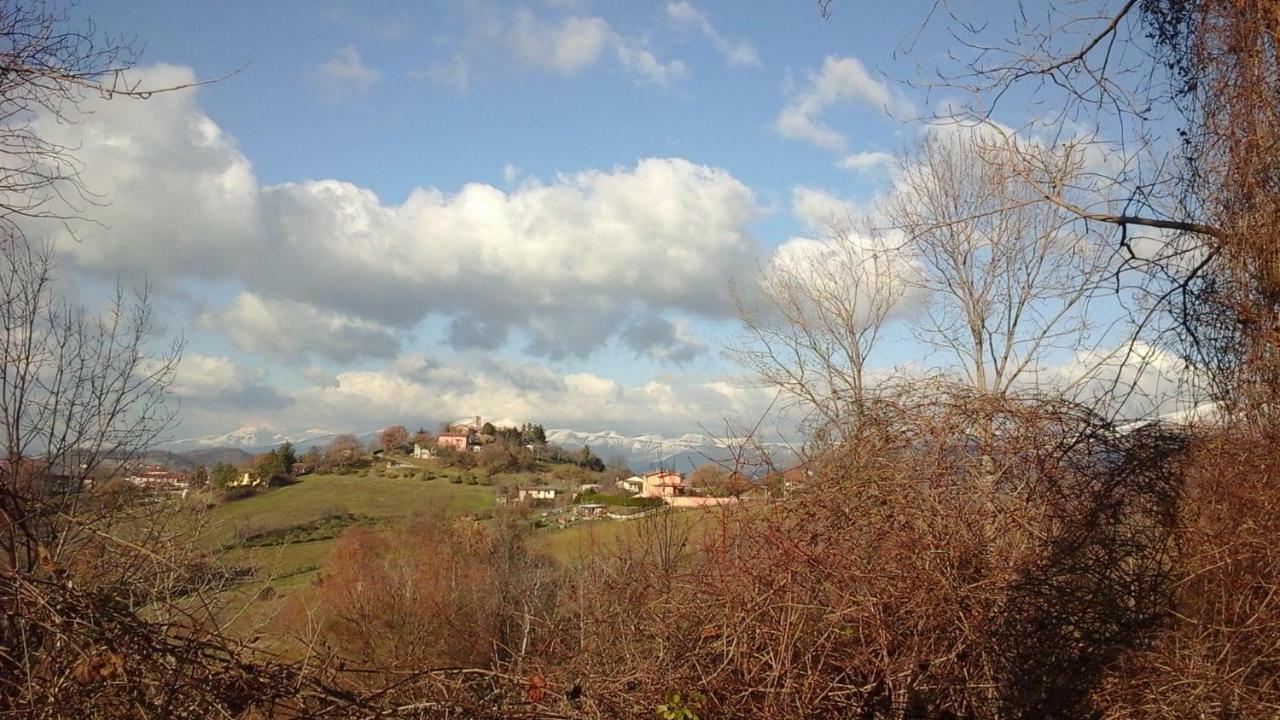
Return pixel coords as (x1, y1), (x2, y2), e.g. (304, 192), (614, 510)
(1095, 427), (1280, 718)
(508, 389), (1179, 719)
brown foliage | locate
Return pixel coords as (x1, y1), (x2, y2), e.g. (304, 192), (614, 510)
(283, 513), (559, 680)
(522, 392), (1182, 719)
(1096, 428), (1280, 717)
(380, 424), (410, 453)
(322, 434), (363, 470)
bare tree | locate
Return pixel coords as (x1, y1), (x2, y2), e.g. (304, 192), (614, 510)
(0, 1), (224, 239)
(884, 129), (1112, 398)
(324, 433), (363, 469)
(0, 234), (180, 572)
(379, 424), (410, 453)
(736, 220), (906, 438)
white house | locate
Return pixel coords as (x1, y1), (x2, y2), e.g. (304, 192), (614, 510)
(618, 475), (644, 495)
(412, 442), (436, 459)
(518, 487), (560, 502)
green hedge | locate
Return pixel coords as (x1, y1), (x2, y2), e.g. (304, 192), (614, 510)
(577, 492), (662, 508)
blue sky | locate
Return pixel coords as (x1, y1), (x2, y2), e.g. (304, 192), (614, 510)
(35, 1), (1187, 441)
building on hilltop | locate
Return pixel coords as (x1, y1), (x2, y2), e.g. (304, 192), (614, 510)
(437, 416), (483, 453)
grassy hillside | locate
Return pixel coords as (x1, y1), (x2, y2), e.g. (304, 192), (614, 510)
(197, 459), (730, 642)
(204, 473), (494, 583)
(208, 473), (494, 542)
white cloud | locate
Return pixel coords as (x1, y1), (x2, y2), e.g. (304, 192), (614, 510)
(414, 53), (470, 93)
(423, 7), (686, 91)
(32, 66), (763, 360)
(838, 150), (895, 173)
(502, 163), (520, 182)
(613, 37), (689, 87)
(776, 55), (904, 152)
(665, 1), (760, 68)
(1039, 340), (1205, 422)
(507, 10), (611, 75)
(790, 186), (859, 232)
(251, 354), (774, 438)
(201, 292), (401, 363)
(308, 46), (380, 102)
(165, 353), (290, 410)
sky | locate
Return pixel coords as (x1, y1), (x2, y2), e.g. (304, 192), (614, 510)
(29, 0), (1193, 442)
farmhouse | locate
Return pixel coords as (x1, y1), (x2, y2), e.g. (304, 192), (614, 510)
(639, 469), (684, 499)
(617, 475), (645, 494)
(436, 416), (484, 453)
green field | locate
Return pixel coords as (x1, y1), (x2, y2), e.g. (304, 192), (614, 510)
(197, 466), (724, 641)
(209, 473), (494, 537)
(203, 473), (495, 583)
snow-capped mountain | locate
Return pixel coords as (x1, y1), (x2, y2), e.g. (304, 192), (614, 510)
(544, 428), (793, 471)
(161, 425), (340, 453)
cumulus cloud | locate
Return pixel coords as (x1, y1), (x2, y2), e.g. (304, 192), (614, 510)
(506, 10), (686, 88)
(621, 315), (708, 363)
(507, 10), (611, 74)
(206, 354), (779, 439)
(421, 6), (686, 91)
(201, 292), (401, 363)
(790, 186), (859, 232)
(166, 353), (290, 411)
(776, 55), (906, 152)
(613, 37), (689, 87)
(32, 65), (763, 361)
(308, 46), (380, 102)
(1038, 340), (1205, 422)
(665, 1), (760, 68)
(838, 150), (895, 173)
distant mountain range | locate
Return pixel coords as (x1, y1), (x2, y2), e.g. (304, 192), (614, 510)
(158, 424), (794, 472)
(161, 426), (346, 453)
(543, 428), (788, 471)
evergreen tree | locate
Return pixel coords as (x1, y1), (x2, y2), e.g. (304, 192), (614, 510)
(278, 441), (297, 473)
(210, 463), (238, 489)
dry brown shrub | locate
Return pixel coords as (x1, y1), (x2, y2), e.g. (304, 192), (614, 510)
(526, 389), (1182, 719)
(1095, 427), (1280, 718)
(280, 512), (560, 685)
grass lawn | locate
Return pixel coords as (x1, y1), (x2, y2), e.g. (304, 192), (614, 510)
(201, 473), (495, 584)
(206, 473), (495, 544)
(531, 507), (720, 562)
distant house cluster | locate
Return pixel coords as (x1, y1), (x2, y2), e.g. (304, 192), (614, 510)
(413, 416), (547, 458)
(124, 466), (186, 490)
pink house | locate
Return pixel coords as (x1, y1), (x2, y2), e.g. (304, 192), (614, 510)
(639, 470), (684, 498)
(436, 432), (471, 452)
(665, 496), (739, 508)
